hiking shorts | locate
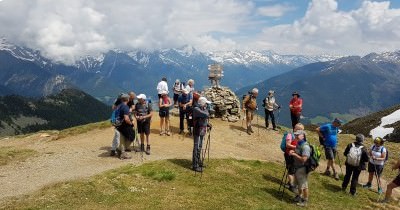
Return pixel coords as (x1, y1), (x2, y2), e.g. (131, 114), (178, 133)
(159, 109), (169, 118)
(367, 162), (384, 176)
(284, 153), (296, 175)
(295, 167), (308, 190)
(137, 121), (150, 135)
(392, 175), (400, 186)
(246, 109), (254, 122)
(325, 147), (337, 160)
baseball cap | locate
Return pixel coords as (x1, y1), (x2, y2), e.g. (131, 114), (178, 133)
(198, 97), (212, 106)
(137, 94), (147, 100)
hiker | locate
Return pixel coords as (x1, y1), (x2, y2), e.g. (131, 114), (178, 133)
(186, 79), (195, 94)
(316, 118), (343, 180)
(289, 92), (302, 130)
(263, 90), (280, 130)
(117, 93), (135, 159)
(284, 123), (305, 192)
(382, 155), (400, 203)
(242, 88), (258, 135)
(128, 91), (136, 111)
(289, 130), (310, 207)
(157, 77), (169, 99)
(192, 97), (212, 172)
(362, 137), (387, 194)
(110, 93), (123, 156)
(342, 134), (369, 196)
(134, 94), (153, 155)
(159, 91), (172, 136)
(172, 79), (184, 107)
(178, 88), (193, 135)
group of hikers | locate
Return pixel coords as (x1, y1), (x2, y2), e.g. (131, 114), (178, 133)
(109, 79), (399, 206)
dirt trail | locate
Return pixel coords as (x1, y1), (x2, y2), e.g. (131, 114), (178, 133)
(0, 112), (398, 203)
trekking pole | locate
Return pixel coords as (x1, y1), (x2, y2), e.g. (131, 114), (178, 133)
(256, 113), (260, 137)
(276, 109), (281, 129)
(279, 166), (288, 200)
(372, 159), (383, 201)
(336, 149), (343, 175)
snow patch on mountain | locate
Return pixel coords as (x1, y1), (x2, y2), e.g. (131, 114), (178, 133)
(370, 109), (400, 139)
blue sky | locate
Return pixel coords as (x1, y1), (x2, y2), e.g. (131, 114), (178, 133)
(1, 0), (400, 63)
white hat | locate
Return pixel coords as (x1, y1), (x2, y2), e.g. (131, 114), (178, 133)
(198, 97), (211, 106)
(137, 94), (147, 100)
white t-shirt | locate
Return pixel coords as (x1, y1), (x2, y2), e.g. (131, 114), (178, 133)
(369, 145), (387, 166)
(157, 81), (169, 94)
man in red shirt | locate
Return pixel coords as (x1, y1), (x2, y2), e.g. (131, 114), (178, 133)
(289, 92), (303, 131)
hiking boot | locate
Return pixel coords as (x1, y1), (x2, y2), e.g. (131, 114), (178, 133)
(249, 126), (254, 133)
(378, 187), (383, 194)
(120, 152), (132, 160)
(323, 170), (331, 176)
(272, 127), (278, 131)
(166, 130), (171, 136)
(140, 144), (145, 152)
(145, 145), (150, 155)
(188, 128), (193, 136)
(293, 195), (302, 202)
(179, 130), (184, 134)
(247, 126), (252, 135)
(334, 173), (340, 180)
(160, 131), (164, 136)
(110, 150), (116, 156)
(362, 183), (372, 189)
(296, 200), (308, 207)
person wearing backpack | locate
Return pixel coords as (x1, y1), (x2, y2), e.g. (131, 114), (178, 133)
(289, 92), (302, 130)
(316, 118), (343, 180)
(192, 97), (212, 172)
(110, 93), (123, 156)
(135, 94), (153, 155)
(178, 88), (193, 135)
(242, 88), (258, 135)
(116, 93), (136, 159)
(263, 90), (280, 130)
(362, 137), (387, 194)
(382, 155), (400, 203)
(289, 130), (310, 207)
(341, 134), (369, 196)
(172, 79), (184, 108)
(159, 91), (172, 136)
(283, 123), (305, 192)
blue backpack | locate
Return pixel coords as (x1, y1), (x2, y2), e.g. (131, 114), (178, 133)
(110, 105), (123, 127)
(280, 132), (293, 152)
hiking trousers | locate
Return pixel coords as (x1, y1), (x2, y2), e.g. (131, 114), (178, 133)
(112, 129), (120, 151)
(290, 112), (300, 130)
(179, 109), (191, 131)
(264, 109), (276, 128)
(192, 135), (204, 169)
(342, 165), (362, 195)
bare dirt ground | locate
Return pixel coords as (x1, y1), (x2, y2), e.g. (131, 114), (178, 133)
(0, 112), (398, 204)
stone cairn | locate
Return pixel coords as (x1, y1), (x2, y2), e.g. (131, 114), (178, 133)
(204, 86), (241, 122)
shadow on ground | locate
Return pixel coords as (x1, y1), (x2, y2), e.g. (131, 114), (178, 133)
(168, 159), (192, 170)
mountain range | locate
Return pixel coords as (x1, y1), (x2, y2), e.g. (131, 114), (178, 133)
(0, 39), (340, 103)
(0, 88), (110, 136)
(237, 52), (400, 126)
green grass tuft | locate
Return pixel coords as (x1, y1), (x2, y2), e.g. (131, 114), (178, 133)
(0, 146), (37, 166)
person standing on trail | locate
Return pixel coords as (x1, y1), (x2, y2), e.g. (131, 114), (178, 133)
(110, 93), (123, 156)
(172, 79), (184, 107)
(186, 79), (195, 95)
(263, 90), (280, 130)
(381, 155), (400, 203)
(289, 91), (302, 130)
(192, 97), (212, 172)
(242, 88), (258, 135)
(157, 77), (169, 99)
(178, 88), (193, 135)
(316, 118), (343, 180)
(362, 137), (387, 194)
(135, 94), (153, 155)
(284, 123), (305, 192)
(127, 91), (136, 111)
(342, 134), (369, 196)
(117, 93), (135, 159)
(289, 130), (310, 207)
(159, 91), (172, 136)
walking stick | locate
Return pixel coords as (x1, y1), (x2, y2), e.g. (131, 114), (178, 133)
(256, 112), (260, 137)
(279, 165), (288, 200)
(276, 109), (281, 129)
(372, 159), (383, 201)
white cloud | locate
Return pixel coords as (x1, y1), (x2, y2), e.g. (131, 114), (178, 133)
(0, 0), (252, 64)
(250, 0), (400, 55)
(257, 4), (296, 17)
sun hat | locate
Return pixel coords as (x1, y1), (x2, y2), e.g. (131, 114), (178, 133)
(137, 94), (147, 100)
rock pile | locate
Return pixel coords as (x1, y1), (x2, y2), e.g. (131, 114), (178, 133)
(203, 86), (241, 122)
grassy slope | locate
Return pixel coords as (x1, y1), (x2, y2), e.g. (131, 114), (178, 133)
(2, 159), (398, 210)
(0, 147), (37, 166)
